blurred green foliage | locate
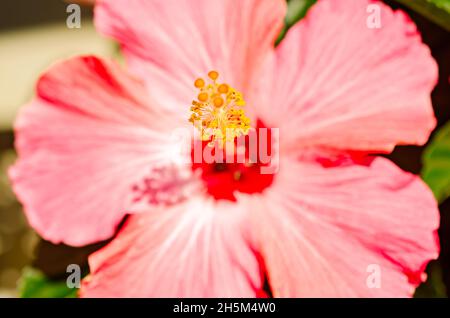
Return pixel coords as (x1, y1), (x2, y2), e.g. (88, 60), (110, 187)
(422, 122), (450, 203)
(414, 261), (447, 297)
(395, 0), (450, 31)
(19, 267), (78, 298)
(276, 0), (316, 45)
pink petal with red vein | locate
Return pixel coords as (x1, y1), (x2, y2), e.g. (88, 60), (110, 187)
(81, 197), (264, 297)
(10, 56), (180, 246)
(249, 0), (437, 153)
(240, 156), (439, 297)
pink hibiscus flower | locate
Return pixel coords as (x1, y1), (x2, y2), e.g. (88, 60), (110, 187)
(9, 0), (440, 297)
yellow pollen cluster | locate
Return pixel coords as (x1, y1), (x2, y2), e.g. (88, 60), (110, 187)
(189, 71), (251, 147)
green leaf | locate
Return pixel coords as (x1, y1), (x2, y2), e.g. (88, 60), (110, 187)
(414, 261), (447, 298)
(19, 267), (78, 298)
(422, 122), (450, 203)
(276, 0), (317, 45)
(395, 0), (450, 32)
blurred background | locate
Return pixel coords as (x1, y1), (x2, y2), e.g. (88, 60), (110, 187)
(0, 0), (449, 297)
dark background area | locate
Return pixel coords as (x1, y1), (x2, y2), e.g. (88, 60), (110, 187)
(0, 0), (92, 31)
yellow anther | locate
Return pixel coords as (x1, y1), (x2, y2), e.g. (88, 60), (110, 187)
(194, 78), (205, 88)
(208, 70), (219, 81)
(189, 70), (251, 147)
(213, 97), (224, 107)
(198, 92), (208, 102)
(218, 83), (229, 94)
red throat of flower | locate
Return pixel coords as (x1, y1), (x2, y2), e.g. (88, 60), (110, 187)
(189, 72), (275, 201)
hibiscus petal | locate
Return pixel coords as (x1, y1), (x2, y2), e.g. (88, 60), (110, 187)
(242, 156), (439, 297)
(9, 56), (180, 246)
(80, 197), (264, 297)
(249, 0), (437, 153)
(94, 0), (286, 112)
